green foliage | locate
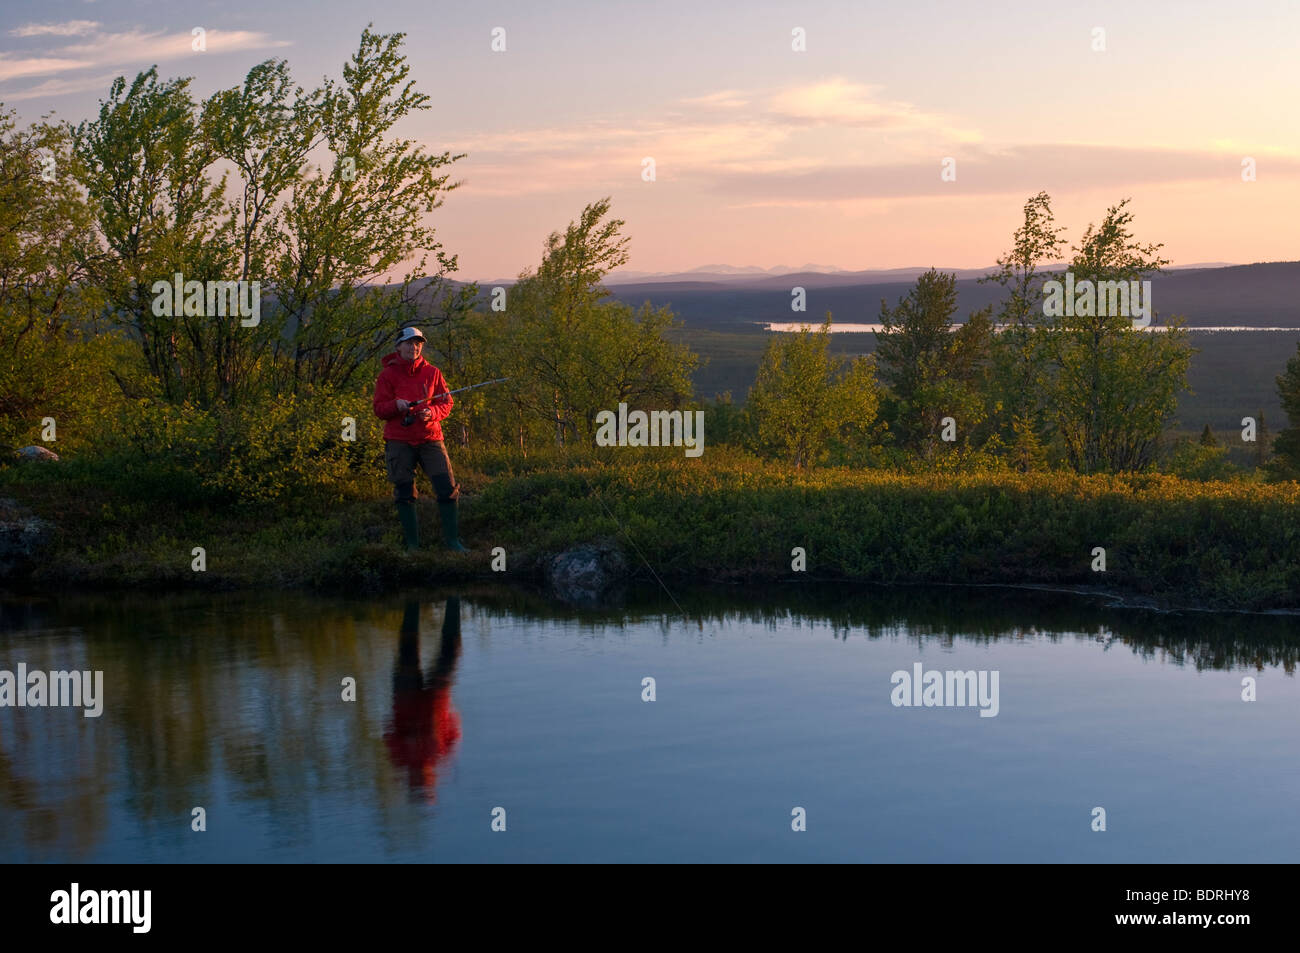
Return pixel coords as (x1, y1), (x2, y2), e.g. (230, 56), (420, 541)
(70, 26), (463, 408)
(73, 67), (233, 403)
(0, 24), (483, 493)
(1040, 199), (1192, 473)
(6, 444), (1297, 610)
(465, 456), (1300, 610)
(90, 388), (383, 504)
(978, 191), (1065, 443)
(0, 328), (140, 455)
(1007, 414), (1048, 472)
(1050, 315), (1193, 473)
(0, 109), (127, 453)
(1167, 437), (1237, 481)
(973, 194), (1195, 474)
(268, 28), (467, 392)
(697, 392), (754, 448)
(1267, 344), (1300, 480)
(980, 191), (1067, 327)
(747, 314), (881, 468)
(488, 198), (699, 448)
(873, 269), (992, 456)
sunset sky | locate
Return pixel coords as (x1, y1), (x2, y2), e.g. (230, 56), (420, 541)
(3, 0), (1298, 280)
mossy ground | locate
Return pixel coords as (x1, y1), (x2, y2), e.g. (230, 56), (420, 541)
(3, 445), (1297, 611)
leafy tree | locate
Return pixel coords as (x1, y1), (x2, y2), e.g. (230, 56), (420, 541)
(981, 191), (1067, 326)
(1200, 424), (1217, 447)
(980, 191), (1066, 444)
(72, 26), (464, 407)
(1007, 414), (1048, 472)
(1044, 199), (1192, 473)
(873, 268), (992, 458)
(0, 108), (124, 453)
(73, 67), (228, 404)
(496, 198), (698, 448)
(747, 314), (880, 468)
(266, 27), (466, 393)
(498, 198), (629, 445)
(1267, 346), (1300, 480)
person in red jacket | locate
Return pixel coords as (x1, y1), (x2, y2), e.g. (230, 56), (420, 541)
(373, 326), (469, 551)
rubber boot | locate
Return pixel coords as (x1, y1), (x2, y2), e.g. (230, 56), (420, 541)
(437, 499), (470, 552)
(396, 500), (420, 550)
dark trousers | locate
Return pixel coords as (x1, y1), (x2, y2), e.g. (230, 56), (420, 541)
(385, 440), (459, 503)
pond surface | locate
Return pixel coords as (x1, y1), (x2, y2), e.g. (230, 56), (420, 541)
(2, 583), (1297, 863)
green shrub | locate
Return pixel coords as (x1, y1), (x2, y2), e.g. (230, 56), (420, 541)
(468, 458), (1300, 610)
(93, 388), (386, 505)
(1165, 438), (1238, 482)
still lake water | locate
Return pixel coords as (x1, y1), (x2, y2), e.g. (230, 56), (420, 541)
(2, 583), (1297, 863)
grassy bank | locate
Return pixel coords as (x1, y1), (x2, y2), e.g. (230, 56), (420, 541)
(3, 446), (1297, 611)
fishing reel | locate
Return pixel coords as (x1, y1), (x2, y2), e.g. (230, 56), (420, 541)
(402, 398), (428, 427)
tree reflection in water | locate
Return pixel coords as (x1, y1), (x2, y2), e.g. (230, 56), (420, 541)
(1, 583), (1297, 860)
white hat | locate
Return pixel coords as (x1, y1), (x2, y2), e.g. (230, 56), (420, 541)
(397, 326), (426, 343)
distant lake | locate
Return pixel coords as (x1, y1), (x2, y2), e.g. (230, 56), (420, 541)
(764, 323), (1300, 333)
(2, 584), (1297, 862)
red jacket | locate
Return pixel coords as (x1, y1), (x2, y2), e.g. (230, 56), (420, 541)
(373, 352), (455, 444)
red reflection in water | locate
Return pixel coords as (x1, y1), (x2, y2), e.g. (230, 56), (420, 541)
(383, 598), (462, 801)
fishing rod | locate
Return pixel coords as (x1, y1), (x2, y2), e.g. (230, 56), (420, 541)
(442, 377), (509, 398)
(402, 378), (510, 425)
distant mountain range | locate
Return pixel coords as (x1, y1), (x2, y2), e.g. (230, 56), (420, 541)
(604, 263), (859, 282)
(480, 261), (1240, 287)
(594, 261), (1298, 330)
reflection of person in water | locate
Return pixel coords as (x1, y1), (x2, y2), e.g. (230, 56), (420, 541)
(383, 598), (463, 801)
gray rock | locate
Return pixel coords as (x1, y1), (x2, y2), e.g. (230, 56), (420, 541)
(548, 543), (628, 605)
(16, 446), (59, 462)
(0, 498), (53, 578)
